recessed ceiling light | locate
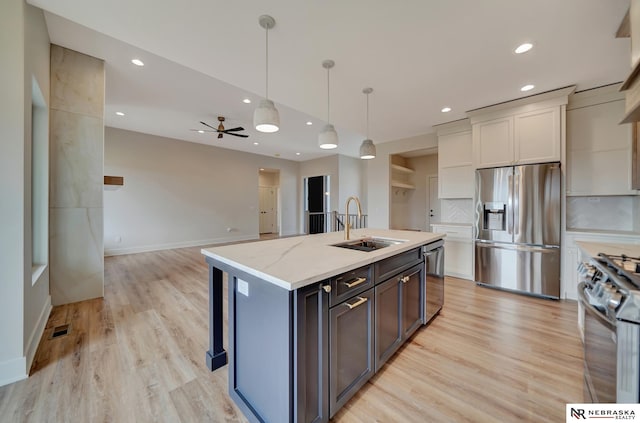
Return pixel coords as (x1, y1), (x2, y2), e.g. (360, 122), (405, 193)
(131, 59), (144, 66)
(520, 84), (535, 92)
(306, 121), (313, 126)
(296, 152), (301, 156)
(253, 142), (259, 145)
(197, 130), (205, 134)
(115, 111), (125, 116)
(514, 43), (533, 54)
(243, 98), (251, 104)
(441, 107), (451, 113)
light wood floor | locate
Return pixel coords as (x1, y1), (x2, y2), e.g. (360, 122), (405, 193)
(0, 246), (583, 423)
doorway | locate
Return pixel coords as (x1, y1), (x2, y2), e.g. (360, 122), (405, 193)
(427, 175), (440, 229)
(304, 175), (330, 234)
(259, 169), (280, 235)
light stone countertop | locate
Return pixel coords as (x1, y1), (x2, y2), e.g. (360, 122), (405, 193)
(201, 229), (444, 291)
(575, 241), (640, 260)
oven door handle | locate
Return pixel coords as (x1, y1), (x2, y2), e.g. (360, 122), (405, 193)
(578, 282), (617, 331)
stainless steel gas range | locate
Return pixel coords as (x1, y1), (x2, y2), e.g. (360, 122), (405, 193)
(578, 253), (640, 403)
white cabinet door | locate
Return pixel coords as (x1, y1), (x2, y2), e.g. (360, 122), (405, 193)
(473, 117), (513, 168)
(566, 99), (637, 195)
(438, 131), (472, 167)
(514, 107), (561, 164)
(438, 130), (473, 199)
(439, 165), (473, 198)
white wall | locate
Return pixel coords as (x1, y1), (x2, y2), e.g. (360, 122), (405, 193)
(338, 155), (367, 214)
(104, 128), (300, 255)
(22, 3), (51, 376)
(366, 133), (438, 229)
(0, 1), (51, 387)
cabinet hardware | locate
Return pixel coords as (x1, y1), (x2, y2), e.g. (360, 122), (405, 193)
(322, 285), (332, 293)
(344, 296), (368, 310)
(343, 277), (367, 288)
(400, 276), (410, 283)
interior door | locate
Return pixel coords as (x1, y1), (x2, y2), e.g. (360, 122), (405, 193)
(259, 186), (277, 234)
(427, 176), (440, 228)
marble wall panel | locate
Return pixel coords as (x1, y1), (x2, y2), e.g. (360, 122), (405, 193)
(441, 198), (474, 224)
(566, 196), (637, 232)
(50, 44), (104, 118)
(49, 109), (103, 208)
(49, 207), (104, 306)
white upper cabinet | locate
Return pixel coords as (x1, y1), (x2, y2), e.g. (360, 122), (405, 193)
(514, 107), (561, 164)
(435, 120), (473, 199)
(469, 86), (573, 169)
(566, 86), (638, 196)
(472, 117), (513, 168)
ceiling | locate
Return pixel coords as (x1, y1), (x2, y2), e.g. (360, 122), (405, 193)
(30, 0), (630, 161)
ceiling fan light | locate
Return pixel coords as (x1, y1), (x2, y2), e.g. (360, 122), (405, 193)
(254, 99), (280, 133)
(318, 124), (338, 149)
(359, 139), (376, 159)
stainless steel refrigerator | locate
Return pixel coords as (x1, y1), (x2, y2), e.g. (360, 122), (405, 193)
(474, 162), (561, 299)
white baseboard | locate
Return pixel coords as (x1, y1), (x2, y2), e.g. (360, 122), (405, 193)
(25, 295), (52, 372)
(0, 356), (27, 388)
(104, 235), (258, 256)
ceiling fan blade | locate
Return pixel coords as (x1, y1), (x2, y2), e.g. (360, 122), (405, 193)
(227, 132), (249, 138)
(223, 126), (244, 132)
(190, 129), (216, 132)
(200, 121), (220, 131)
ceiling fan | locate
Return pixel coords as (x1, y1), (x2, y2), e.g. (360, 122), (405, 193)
(191, 116), (248, 139)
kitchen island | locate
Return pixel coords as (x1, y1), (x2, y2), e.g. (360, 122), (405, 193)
(202, 228), (444, 423)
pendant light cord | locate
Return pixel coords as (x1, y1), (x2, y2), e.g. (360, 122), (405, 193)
(326, 67), (330, 124)
(366, 92), (370, 139)
(265, 26), (269, 100)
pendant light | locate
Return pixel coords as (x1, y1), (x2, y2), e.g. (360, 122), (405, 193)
(254, 15), (280, 133)
(318, 60), (338, 149)
(359, 87), (376, 159)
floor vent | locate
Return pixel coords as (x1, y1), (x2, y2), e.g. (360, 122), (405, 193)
(50, 324), (70, 339)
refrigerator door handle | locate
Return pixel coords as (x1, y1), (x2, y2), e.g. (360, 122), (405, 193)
(507, 171), (513, 236)
(513, 167), (520, 238)
(475, 240), (559, 251)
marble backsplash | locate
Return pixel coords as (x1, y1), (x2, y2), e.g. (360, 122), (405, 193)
(440, 198), (474, 224)
(566, 196), (640, 233)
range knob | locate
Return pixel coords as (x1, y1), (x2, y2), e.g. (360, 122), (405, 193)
(608, 292), (623, 310)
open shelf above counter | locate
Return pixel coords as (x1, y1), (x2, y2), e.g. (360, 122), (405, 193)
(390, 164), (415, 174)
(390, 181), (415, 190)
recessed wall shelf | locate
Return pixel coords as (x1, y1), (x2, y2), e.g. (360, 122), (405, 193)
(390, 164), (414, 174)
(391, 181), (415, 189)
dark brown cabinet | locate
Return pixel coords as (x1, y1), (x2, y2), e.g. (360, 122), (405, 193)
(375, 262), (424, 371)
(329, 288), (374, 417)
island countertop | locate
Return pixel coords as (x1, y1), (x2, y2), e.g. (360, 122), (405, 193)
(201, 229), (444, 290)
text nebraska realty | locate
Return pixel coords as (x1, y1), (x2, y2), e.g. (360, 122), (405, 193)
(586, 409), (635, 420)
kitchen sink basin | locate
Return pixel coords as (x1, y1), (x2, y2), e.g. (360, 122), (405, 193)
(331, 237), (406, 252)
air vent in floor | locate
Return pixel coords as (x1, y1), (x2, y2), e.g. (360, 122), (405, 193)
(50, 324), (70, 339)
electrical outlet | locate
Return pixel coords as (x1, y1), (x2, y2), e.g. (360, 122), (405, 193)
(237, 279), (249, 296)
(115, 235), (122, 243)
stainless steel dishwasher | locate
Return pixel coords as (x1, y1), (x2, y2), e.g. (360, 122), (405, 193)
(423, 239), (445, 323)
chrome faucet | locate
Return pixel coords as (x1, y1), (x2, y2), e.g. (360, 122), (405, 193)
(344, 196), (362, 240)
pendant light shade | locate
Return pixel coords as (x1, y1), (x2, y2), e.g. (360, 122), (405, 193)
(319, 124), (338, 149)
(254, 99), (280, 133)
(318, 60), (338, 149)
(254, 15), (280, 133)
(359, 87), (376, 159)
(359, 139), (376, 159)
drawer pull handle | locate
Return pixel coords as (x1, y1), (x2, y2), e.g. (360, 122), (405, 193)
(400, 276), (410, 283)
(344, 296), (368, 310)
(343, 277), (367, 288)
